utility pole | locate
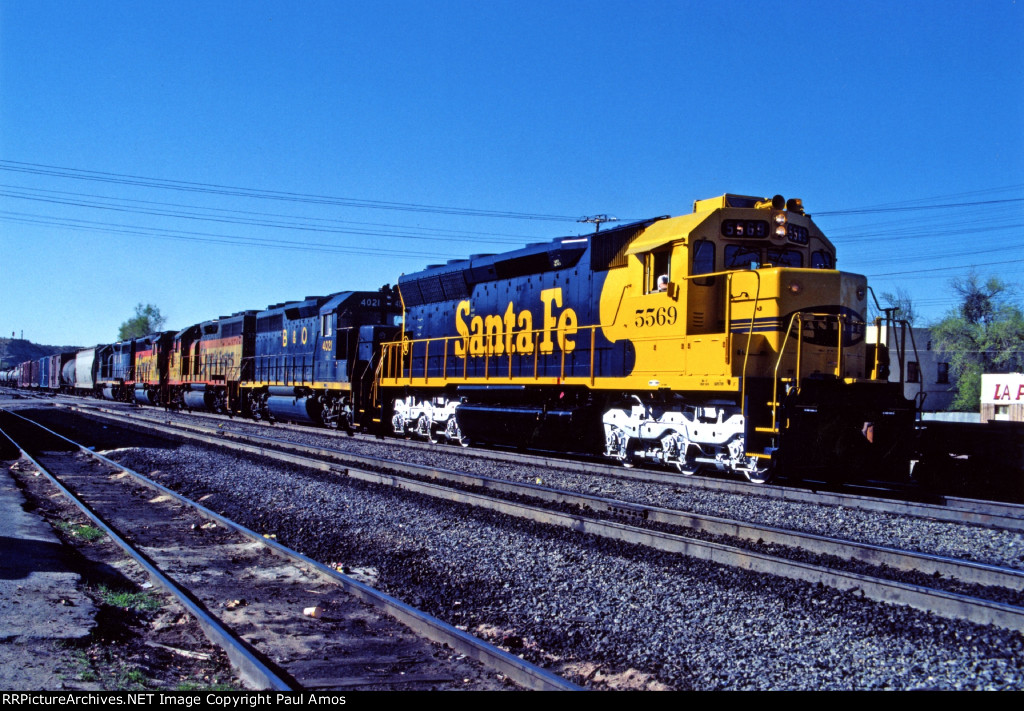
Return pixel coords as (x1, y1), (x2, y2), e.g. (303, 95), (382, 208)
(577, 214), (619, 233)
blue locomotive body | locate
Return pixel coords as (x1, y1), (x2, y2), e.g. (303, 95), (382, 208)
(386, 220), (659, 450)
(397, 220), (655, 384)
(242, 289), (400, 428)
(98, 340), (134, 401)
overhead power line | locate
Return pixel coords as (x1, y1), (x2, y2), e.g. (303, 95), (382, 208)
(0, 159), (580, 222)
(0, 188), (533, 246)
(0, 211), (457, 260)
(817, 197), (1024, 216)
(0, 183), (541, 242)
(868, 257), (1024, 278)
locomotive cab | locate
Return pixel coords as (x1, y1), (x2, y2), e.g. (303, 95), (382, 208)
(597, 194), (912, 481)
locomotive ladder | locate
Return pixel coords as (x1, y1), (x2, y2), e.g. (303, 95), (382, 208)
(753, 311), (851, 460)
(754, 309), (920, 459)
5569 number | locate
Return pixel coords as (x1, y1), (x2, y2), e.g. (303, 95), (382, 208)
(634, 306), (678, 328)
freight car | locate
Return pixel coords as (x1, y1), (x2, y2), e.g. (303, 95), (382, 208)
(72, 347), (99, 396)
(379, 193), (916, 483)
(47, 353), (74, 390)
(0, 365), (18, 387)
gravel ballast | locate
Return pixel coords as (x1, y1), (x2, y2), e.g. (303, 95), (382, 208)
(100, 438), (1023, 691)
(24, 407), (1024, 690)
(146, 412), (1024, 572)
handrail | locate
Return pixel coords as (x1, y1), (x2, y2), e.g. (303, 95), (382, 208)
(379, 324), (607, 385)
(385, 324), (736, 385)
(903, 325), (925, 415)
(865, 286), (921, 408)
(766, 311), (871, 436)
(725, 270), (762, 418)
(770, 312), (804, 434)
(381, 267), (775, 391)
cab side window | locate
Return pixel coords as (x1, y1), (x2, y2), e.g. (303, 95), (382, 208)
(811, 250), (835, 269)
(644, 248), (671, 294)
(692, 239), (715, 286)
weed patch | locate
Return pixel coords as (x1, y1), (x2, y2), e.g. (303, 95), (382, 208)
(96, 585), (162, 612)
(57, 521), (105, 542)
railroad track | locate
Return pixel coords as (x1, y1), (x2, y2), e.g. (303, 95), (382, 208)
(63, 400), (1024, 531)
(11, 404), (1024, 689)
(0, 408), (579, 691)
(38, 404), (1024, 634)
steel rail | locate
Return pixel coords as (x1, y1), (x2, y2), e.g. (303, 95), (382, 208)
(69, 406), (1024, 592)
(69, 402), (1024, 532)
(0, 411), (297, 691)
(944, 496), (1024, 521)
(349, 468), (1024, 633)
(2, 408), (580, 692)
(62, 406), (1024, 633)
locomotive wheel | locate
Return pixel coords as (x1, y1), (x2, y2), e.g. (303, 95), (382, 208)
(247, 392), (270, 423)
(415, 415), (437, 443)
(445, 417), (469, 447)
(606, 426), (633, 467)
(617, 435), (634, 468)
(743, 468), (771, 485)
(665, 433), (698, 476)
(321, 399), (339, 429)
(737, 457), (771, 484)
(392, 412), (408, 437)
(675, 461), (700, 476)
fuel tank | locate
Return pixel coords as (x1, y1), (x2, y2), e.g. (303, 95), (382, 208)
(266, 395), (320, 424)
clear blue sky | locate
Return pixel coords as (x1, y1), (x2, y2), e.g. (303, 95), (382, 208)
(1, 1), (1022, 347)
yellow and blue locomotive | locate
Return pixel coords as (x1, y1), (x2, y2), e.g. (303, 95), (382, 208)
(239, 290), (400, 429)
(379, 193), (915, 482)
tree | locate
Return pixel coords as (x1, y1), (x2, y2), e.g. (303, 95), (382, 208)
(118, 303), (167, 340)
(931, 274), (1024, 411)
(879, 286), (919, 326)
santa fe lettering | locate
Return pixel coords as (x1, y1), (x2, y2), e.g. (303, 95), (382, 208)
(455, 287), (577, 358)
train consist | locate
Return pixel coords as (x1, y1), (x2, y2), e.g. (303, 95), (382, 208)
(2, 193), (918, 483)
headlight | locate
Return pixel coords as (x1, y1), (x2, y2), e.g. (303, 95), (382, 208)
(773, 212), (787, 225)
(775, 225), (787, 237)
